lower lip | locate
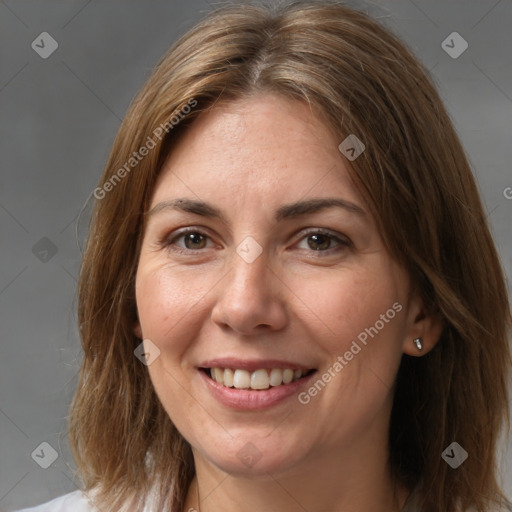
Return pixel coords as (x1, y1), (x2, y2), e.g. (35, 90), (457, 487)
(198, 369), (317, 410)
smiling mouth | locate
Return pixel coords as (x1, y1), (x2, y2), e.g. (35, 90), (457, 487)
(200, 367), (317, 390)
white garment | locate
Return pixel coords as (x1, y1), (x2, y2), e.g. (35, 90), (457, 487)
(13, 487), (512, 512)
(13, 486), (160, 512)
(14, 487), (417, 512)
(13, 490), (94, 512)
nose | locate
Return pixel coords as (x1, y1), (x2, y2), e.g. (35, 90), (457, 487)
(210, 245), (288, 336)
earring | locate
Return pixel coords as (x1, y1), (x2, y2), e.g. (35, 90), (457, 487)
(413, 337), (423, 351)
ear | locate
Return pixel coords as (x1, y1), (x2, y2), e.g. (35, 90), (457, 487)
(402, 292), (443, 357)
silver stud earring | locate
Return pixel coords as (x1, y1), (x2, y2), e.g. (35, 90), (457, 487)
(413, 337), (423, 351)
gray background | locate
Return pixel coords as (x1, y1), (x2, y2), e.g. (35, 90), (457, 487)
(1, 0), (511, 510)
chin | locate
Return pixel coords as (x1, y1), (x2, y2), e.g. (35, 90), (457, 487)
(196, 435), (308, 477)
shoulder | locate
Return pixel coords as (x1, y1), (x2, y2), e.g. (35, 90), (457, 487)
(13, 485), (164, 512)
(13, 490), (96, 512)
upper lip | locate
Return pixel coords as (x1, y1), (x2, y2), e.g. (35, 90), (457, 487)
(198, 358), (316, 372)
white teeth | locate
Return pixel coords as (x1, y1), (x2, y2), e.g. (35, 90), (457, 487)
(269, 368), (283, 387)
(208, 367), (310, 390)
(223, 368), (234, 387)
(213, 367), (224, 384)
(282, 369), (294, 384)
(233, 369), (250, 389)
(250, 369), (270, 390)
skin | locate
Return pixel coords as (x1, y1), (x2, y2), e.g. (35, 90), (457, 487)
(134, 93), (442, 512)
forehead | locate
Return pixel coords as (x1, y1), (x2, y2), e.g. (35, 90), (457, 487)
(151, 93), (362, 210)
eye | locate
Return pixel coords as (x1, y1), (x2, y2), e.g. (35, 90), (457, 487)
(163, 229), (214, 252)
(161, 227), (351, 255)
(295, 229), (350, 254)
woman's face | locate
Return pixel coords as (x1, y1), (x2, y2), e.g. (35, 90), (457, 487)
(135, 93), (426, 476)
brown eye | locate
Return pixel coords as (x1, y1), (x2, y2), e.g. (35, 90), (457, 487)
(296, 229), (350, 254)
(163, 229), (213, 252)
(307, 233), (333, 251)
(182, 232), (208, 250)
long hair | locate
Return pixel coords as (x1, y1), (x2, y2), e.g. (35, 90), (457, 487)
(69, 2), (511, 511)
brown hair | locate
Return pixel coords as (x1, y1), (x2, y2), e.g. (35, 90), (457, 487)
(69, 2), (511, 511)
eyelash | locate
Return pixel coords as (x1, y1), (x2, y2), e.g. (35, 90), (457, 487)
(160, 227), (351, 256)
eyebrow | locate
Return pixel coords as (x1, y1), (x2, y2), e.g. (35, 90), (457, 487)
(146, 197), (366, 222)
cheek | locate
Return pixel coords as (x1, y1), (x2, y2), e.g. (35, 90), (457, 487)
(135, 263), (213, 344)
(303, 267), (406, 407)
(308, 273), (404, 393)
(134, 264), (211, 425)
(302, 266), (403, 351)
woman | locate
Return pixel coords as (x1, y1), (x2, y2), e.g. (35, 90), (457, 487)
(17, 1), (511, 511)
